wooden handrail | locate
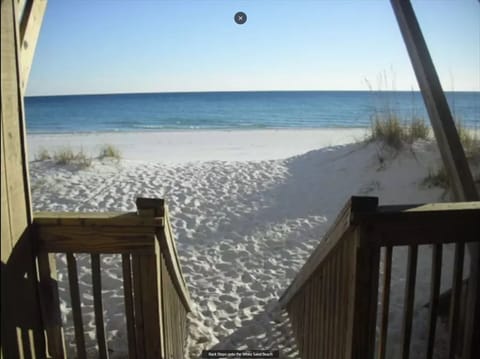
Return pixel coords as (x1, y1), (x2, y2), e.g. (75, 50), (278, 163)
(33, 211), (165, 226)
(136, 198), (193, 312)
(33, 198), (192, 358)
(279, 196), (378, 306)
(281, 197), (480, 359)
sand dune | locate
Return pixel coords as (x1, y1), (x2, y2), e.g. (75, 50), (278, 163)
(28, 129), (462, 358)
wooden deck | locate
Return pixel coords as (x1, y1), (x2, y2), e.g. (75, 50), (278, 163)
(280, 197), (480, 359)
(33, 198), (192, 359)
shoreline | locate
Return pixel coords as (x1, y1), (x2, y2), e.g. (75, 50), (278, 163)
(27, 128), (369, 163)
(27, 126), (369, 136)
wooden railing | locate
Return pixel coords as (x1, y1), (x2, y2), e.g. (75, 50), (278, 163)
(33, 198), (193, 359)
(280, 197), (480, 359)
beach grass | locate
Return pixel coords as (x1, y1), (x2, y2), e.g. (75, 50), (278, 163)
(53, 147), (92, 168)
(369, 113), (429, 150)
(457, 121), (480, 161)
(99, 144), (121, 160)
(34, 148), (51, 161)
(422, 166), (450, 190)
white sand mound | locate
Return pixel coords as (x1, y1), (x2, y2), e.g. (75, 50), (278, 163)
(29, 131), (465, 358)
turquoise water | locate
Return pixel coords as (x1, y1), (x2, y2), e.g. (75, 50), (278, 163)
(25, 91), (479, 133)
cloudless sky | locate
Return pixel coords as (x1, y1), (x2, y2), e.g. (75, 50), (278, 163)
(26, 0), (480, 96)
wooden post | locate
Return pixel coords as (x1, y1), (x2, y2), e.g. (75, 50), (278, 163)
(135, 198), (166, 359)
(19, 0), (48, 93)
(390, 2), (480, 357)
(131, 245), (164, 359)
(345, 227), (380, 359)
(37, 251), (66, 357)
(1, 0), (46, 356)
(390, 0), (478, 202)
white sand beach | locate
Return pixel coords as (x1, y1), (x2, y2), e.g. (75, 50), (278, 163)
(28, 129), (470, 358)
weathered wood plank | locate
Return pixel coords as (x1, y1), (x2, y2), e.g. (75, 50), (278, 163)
(66, 253), (86, 359)
(161, 207), (193, 311)
(1, 0), (45, 354)
(121, 254), (137, 359)
(378, 246), (392, 359)
(299, 291), (306, 355)
(426, 244), (442, 359)
(131, 256), (146, 358)
(341, 237), (355, 358)
(344, 231), (356, 359)
(91, 254), (109, 359)
(136, 198), (193, 313)
(333, 251), (340, 359)
(390, 0), (478, 201)
(326, 257), (333, 359)
(400, 245), (418, 359)
(448, 243), (465, 359)
(18, 0), (47, 92)
(345, 228), (380, 359)
(140, 252), (165, 359)
(370, 225), (479, 247)
(377, 202), (480, 213)
(390, 3), (480, 353)
(312, 268), (323, 354)
(161, 254), (172, 359)
(1, 129), (13, 263)
(302, 281), (311, 358)
(463, 244), (480, 359)
(132, 245), (164, 358)
(17, 0), (30, 22)
(280, 197), (378, 306)
(37, 251), (66, 358)
(34, 212), (164, 227)
(357, 206), (479, 229)
(36, 225), (156, 254)
(1, 0), (32, 242)
(319, 266), (326, 358)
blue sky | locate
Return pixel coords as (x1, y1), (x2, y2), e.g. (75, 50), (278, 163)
(26, 0), (480, 96)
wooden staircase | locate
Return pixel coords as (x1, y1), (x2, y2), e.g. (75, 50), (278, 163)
(280, 197), (480, 359)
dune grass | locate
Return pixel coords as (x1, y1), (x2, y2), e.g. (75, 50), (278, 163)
(369, 113), (430, 150)
(457, 122), (480, 161)
(53, 147), (92, 168)
(36, 144), (121, 168)
(422, 167), (450, 190)
(34, 148), (51, 161)
(98, 144), (121, 160)
(421, 122), (480, 192)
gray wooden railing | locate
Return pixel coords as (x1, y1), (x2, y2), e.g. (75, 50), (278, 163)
(280, 196), (479, 359)
(34, 198), (192, 359)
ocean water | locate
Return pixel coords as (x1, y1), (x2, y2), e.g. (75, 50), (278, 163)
(25, 91), (479, 133)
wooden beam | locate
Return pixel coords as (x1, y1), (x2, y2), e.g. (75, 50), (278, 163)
(37, 252), (66, 357)
(36, 225), (157, 254)
(34, 211), (164, 227)
(18, 0), (47, 92)
(390, 0), (478, 202)
(1, 0), (45, 356)
(136, 198), (194, 313)
(390, 3), (480, 357)
(345, 227), (380, 359)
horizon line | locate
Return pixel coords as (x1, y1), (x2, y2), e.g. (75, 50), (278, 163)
(25, 88), (480, 98)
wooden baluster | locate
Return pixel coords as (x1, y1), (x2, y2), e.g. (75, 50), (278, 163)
(66, 253), (86, 359)
(91, 254), (109, 359)
(378, 246), (393, 359)
(122, 254), (137, 359)
(448, 242), (465, 359)
(426, 244), (442, 359)
(400, 245), (418, 359)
